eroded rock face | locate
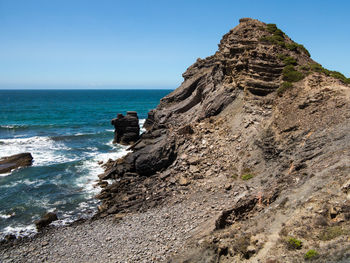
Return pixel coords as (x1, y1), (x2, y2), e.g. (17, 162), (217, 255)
(0, 153), (33, 174)
(97, 17), (349, 237)
(111, 111), (140, 145)
(96, 19), (314, 216)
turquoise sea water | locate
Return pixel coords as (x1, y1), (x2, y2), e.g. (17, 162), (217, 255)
(0, 89), (171, 238)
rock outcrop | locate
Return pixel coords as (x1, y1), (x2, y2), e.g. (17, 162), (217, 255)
(0, 153), (33, 174)
(97, 18), (350, 262)
(111, 111), (140, 145)
(34, 212), (58, 230)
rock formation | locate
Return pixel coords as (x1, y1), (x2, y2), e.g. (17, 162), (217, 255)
(111, 111), (140, 145)
(34, 212), (58, 230)
(0, 153), (33, 174)
(96, 18), (350, 262)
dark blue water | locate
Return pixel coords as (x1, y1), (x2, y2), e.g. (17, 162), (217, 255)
(0, 89), (171, 238)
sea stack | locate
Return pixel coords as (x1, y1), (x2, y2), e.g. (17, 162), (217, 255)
(111, 111), (140, 145)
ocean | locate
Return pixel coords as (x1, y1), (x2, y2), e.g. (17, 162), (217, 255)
(0, 89), (171, 239)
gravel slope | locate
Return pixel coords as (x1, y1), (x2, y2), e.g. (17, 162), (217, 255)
(0, 188), (232, 263)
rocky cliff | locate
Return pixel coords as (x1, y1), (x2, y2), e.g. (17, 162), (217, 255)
(98, 18), (350, 262)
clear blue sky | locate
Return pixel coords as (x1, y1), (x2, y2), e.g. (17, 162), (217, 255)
(0, 0), (349, 89)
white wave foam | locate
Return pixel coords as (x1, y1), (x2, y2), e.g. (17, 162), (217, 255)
(0, 179), (46, 191)
(0, 136), (76, 166)
(139, 119), (146, 133)
(0, 125), (28, 129)
(105, 129), (114, 132)
(0, 172), (11, 177)
(2, 224), (37, 238)
(86, 147), (98, 151)
(74, 132), (94, 136)
(105, 139), (116, 148)
(75, 146), (130, 194)
(50, 218), (75, 227)
(0, 213), (12, 219)
(139, 119), (145, 126)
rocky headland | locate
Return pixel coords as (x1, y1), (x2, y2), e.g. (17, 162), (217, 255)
(1, 18), (350, 263)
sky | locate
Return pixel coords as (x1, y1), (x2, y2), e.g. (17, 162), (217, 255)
(0, 0), (349, 89)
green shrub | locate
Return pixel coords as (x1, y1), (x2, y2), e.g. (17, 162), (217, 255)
(261, 23), (311, 57)
(283, 56), (297, 66)
(300, 65), (310, 71)
(241, 174), (254, 180)
(287, 237), (303, 249)
(330, 71), (346, 80)
(310, 63), (330, 75)
(260, 24), (286, 47)
(304, 249), (319, 260)
(310, 63), (324, 72)
(319, 226), (350, 241)
(260, 35), (285, 47)
(298, 44), (311, 57)
(285, 43), (311, 57)
(277, 82), (293, 95)
(285, 42), (298, 51)
(329, 70), (350, 84)
(266, 23), (278, 33)
(277, 54), (287, 60)
(282, 65), (304, 82)
(310, 64), (350, 84)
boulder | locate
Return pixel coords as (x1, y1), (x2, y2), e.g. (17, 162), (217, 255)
(134, 134), (176, 176)
(35, 212), (58, 230)
(0, 153), (33, 174)
(111, 111), (140, 145)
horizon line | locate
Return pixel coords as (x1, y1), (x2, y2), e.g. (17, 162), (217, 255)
(0, 88), (175, 90)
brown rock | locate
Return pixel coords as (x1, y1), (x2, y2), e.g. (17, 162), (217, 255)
(178, 124), (194, 135)
(35, 212), (58, 230)
(0, 153), (33, 174)
(179, 176), (190, 186)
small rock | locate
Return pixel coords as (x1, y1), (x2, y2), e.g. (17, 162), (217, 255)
(169, 177), (177, 184)
(187, 156), (200, 165)
(189, 165), (199, 174)
(179, 176), (190, 186)
(246, 245), (256, 254)
(180, 153), (188, 160)
(341, 179), (350, 193)
(178, 124), (194, 135)
(41, 241), (49, 247)
(114, 213), (126, 221)
(98, 181), (108, 188)
(329, 206), (339, 219)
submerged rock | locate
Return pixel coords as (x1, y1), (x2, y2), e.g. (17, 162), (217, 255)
(0, 153), (33, 174)
(111, 111), (140, 145)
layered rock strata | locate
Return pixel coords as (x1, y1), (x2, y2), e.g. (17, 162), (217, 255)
(96, 18), (350, 262)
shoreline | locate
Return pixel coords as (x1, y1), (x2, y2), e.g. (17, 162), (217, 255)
(0, 124), (134, 240)
(0, 183), (233, 262)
